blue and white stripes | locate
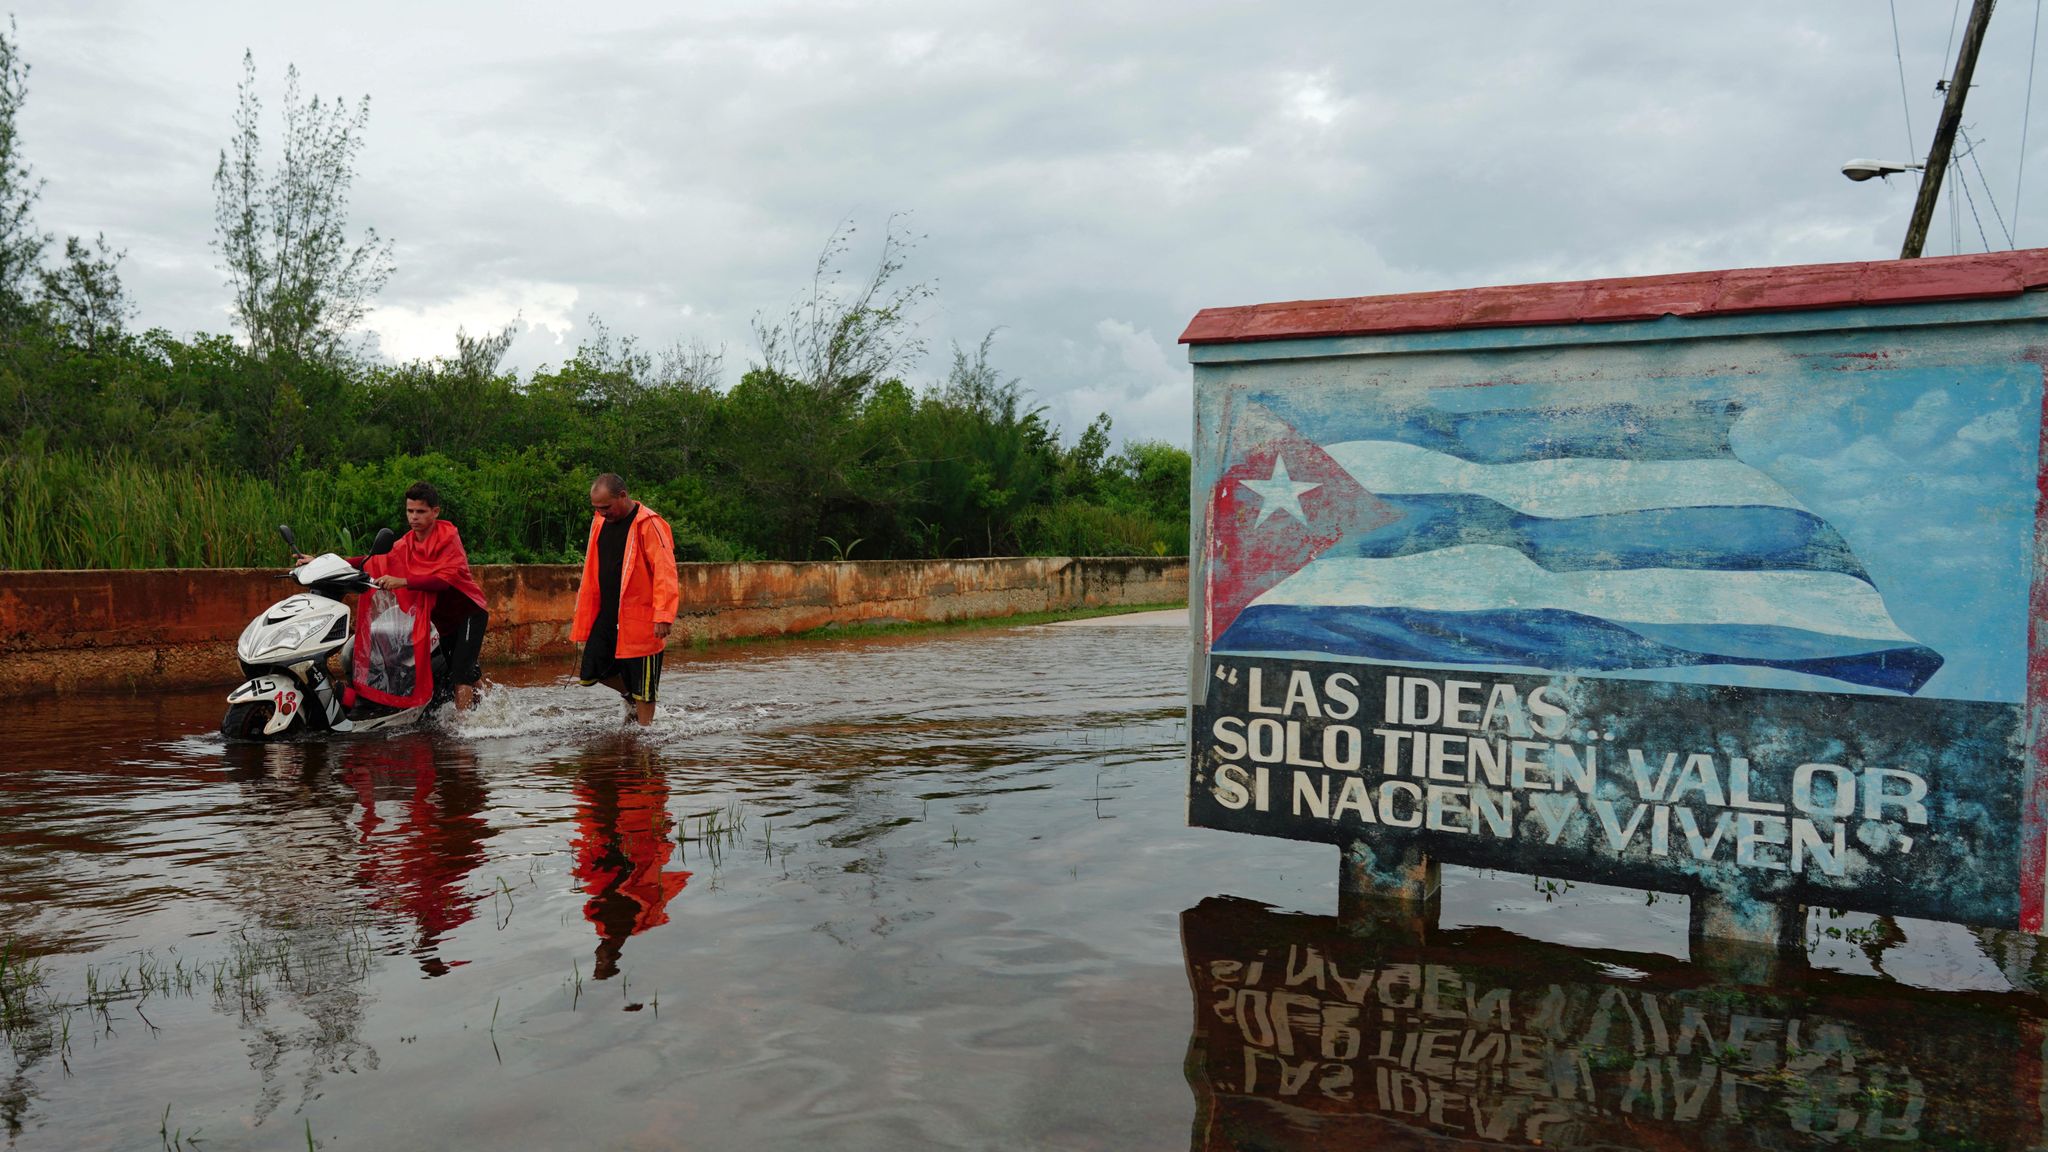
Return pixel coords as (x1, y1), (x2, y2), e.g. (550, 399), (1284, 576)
(1213, 398), (1943, 694)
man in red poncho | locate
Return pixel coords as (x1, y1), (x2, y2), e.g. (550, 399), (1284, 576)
(368, 482), (491, 711)
(300, 481), (490, 712)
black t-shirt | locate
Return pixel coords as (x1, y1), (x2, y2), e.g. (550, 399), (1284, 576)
(590, 514), (632, 654)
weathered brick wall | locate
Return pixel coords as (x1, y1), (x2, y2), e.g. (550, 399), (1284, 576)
(0, 557), (1187, 697)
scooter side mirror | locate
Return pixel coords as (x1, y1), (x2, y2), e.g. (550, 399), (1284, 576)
(277, 524), (299, 551)
(370, 527), (398, 557)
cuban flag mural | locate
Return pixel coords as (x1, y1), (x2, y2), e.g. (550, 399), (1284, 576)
(1185, 258), (2048, 934)
(1206, 397), (1945, 695)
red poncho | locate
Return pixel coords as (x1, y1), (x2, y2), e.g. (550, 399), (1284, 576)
(349, 521), (487, 709)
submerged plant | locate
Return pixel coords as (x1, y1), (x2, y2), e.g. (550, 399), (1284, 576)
(0, 946), (48, 1034)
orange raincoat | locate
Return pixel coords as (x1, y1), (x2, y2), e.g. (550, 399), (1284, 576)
(570, 504), (680, 658)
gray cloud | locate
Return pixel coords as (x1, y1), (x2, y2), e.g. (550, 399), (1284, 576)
(15, 1), (2048, 445)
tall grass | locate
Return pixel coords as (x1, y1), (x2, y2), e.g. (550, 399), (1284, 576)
(0, 448), (599, 569)
(0, 449), (351, 570)
(0, 448), (1186, 570)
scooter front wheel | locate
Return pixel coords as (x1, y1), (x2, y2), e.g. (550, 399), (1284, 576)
(221, 700), (280, 742)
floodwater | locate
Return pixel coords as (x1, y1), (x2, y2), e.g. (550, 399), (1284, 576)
(0, 618), (2044, 1150)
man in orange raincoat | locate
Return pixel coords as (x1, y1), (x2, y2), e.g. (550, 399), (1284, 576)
(572, 473), (681, 726)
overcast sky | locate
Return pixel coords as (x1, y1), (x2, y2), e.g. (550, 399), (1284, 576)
(16, 1), (2048, 445)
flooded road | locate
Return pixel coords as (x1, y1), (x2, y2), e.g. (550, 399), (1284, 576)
(1, 619), (2044, 1150)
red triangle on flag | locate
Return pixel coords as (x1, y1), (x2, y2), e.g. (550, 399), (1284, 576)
(1205, 405), (1398, 645)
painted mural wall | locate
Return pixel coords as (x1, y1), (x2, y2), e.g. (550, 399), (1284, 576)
(1186, 300), (2048, 930)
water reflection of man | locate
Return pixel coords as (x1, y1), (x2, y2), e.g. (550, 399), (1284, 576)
(570, 756), (691, 979)
(339, 739), (490, 977)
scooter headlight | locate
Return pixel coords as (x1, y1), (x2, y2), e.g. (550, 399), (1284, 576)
(236, 618), (264, 663)
(240, 618), (323, 660)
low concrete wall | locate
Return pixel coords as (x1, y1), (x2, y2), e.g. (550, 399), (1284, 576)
(0, 556), (1187, 698)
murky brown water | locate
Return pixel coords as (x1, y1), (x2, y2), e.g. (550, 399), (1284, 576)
(1, 621), (2043, 1150)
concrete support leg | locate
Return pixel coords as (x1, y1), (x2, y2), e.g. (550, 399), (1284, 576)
(1338, 840), (1439, 941)
(1688, 894), (1806, 985)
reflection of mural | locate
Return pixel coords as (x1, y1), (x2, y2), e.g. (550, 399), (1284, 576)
(1182, 896), (2048, 1150)
(571, 760), (691, 980)
(338, 741), (490, 977)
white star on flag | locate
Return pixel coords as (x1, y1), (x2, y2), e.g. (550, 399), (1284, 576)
(1240, 457), (1320, 527)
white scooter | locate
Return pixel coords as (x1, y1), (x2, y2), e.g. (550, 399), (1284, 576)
(221, 526), (452, 741)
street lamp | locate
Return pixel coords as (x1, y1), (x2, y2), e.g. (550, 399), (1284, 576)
(1841, 159), (1924, 182)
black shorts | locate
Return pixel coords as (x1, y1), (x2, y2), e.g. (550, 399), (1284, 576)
(579, 648), (663, 703)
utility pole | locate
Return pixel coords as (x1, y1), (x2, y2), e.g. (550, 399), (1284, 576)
(1903, 0), (1998, 258)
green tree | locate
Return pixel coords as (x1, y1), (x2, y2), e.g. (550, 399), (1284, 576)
(886, 334), (1059, 556)
(38, 233), (132, 355)
(711, 365), (881, 558)
(351, 320), (525, 460)
(86, 329), (228, 466)
(545, 316), (721, 482)
(1058, 413), (1113, 501)
(0, 17), (45, 322)
(211, 51), (393, 364)
(1111, 439), (1192, 525)
(752, 218), (932, 399)
(713, 221), (935, 558)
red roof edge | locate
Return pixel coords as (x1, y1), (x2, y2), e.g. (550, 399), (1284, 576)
(1179, 249), (2048, 346)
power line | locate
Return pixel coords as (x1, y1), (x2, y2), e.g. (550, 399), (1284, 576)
(1948, 149), (1963, 255)
(1891, 0), (1919, 157)
(2019, 0), (2043, 241)
(1939, 0), (1967, 254)
(1942, 0), (1967, 83)
(1956, 153), (1996, 250)
(1961, 127), (2016, 245)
